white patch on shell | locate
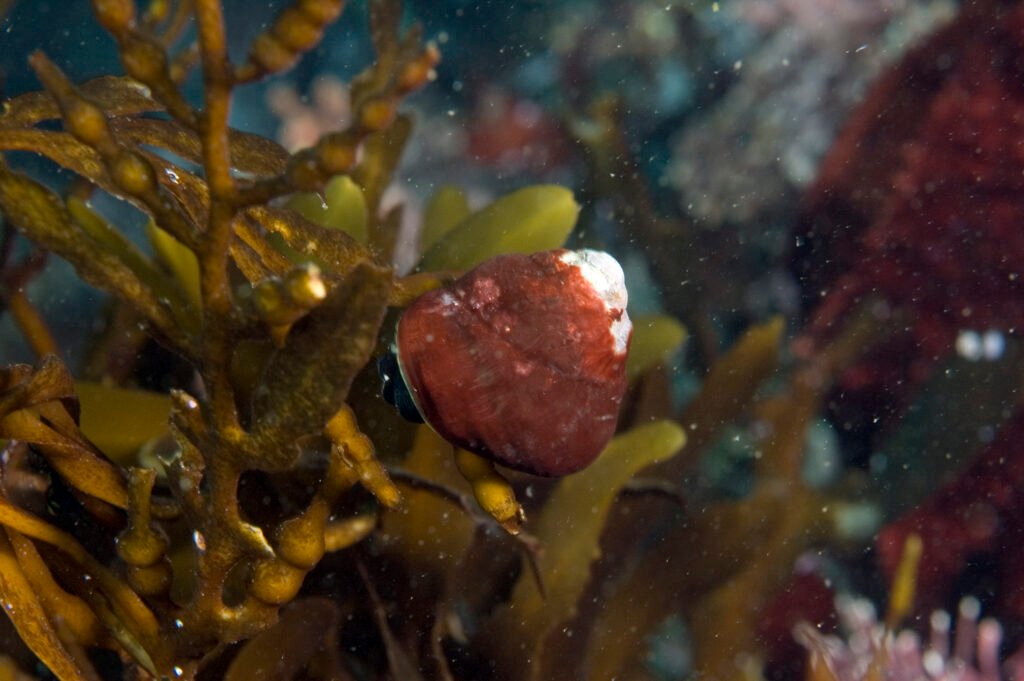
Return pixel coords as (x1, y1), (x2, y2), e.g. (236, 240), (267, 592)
(559, 249), (632, 355)
(437, 290), (459, 315)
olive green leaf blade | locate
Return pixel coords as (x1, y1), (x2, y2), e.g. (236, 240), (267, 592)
(626, 313), (688, 382)
(0, 355), (76, 421)
(286, 175), (369, 244)
(225, 598), (339, 681)
(680, 316), (783, 454)
(482, 420), (686, 680)
(0, 75), (159, 130)
(244, 205), (373, 276)
(146, 220), (202, 313)
(369, 0), (403, 59)
(111, 118), (289, 177)
(251, 262), (392, 465)
(420, 184), (470, 253)
(0, 161), (187, 350)
(0, 356), (131, 509)
(6, 529), (102, 647)
(0, 495), (161, 675)
(0, 129), (111, 191)
(418, 185), (579, 272)
(1, 409), (129, 509)
(76, 382), (171, 465)
(0, 529), (101, 681)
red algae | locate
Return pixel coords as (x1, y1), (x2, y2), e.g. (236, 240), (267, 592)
(797, 1), (1024, 417)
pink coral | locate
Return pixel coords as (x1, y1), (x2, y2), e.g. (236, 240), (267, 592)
(796, 595), (1017, 681)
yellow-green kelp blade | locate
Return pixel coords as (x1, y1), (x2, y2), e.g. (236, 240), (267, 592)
(419, 185), (579, 271)
(420, 184), (470, 252)
(481, 420), (686, 681)
(76, 382), (170, 464)
(286, 175), (369, 245)
(626, 313), (688, 382)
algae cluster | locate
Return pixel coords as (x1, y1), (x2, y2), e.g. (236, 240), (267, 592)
(0, 1), (692, 678)
(0, 1), (920, 680)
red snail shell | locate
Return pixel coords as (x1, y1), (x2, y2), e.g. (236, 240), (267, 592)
(394, 249), (632, 476)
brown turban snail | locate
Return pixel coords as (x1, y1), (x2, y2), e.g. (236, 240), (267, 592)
(380, 249), (632, 476)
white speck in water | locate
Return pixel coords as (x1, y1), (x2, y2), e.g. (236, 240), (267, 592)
(982, 329), (1005, 360)
(956, 329), (1004, 361)
(193, 531), (206, 551)
(956, 330), (982, 361)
